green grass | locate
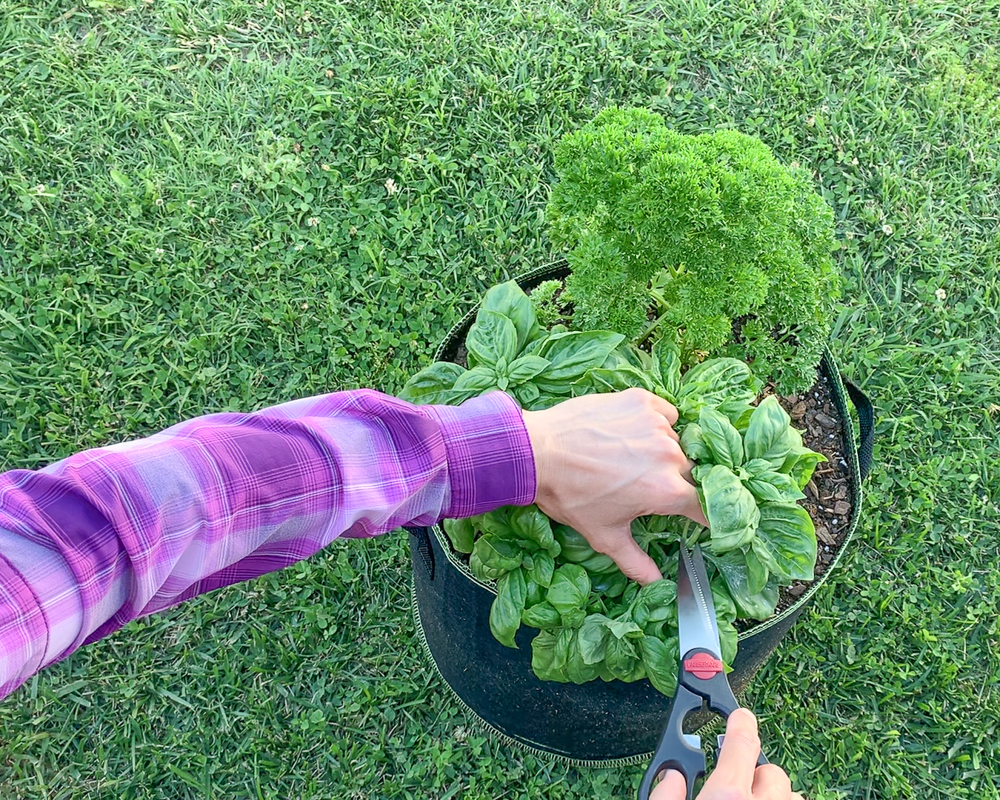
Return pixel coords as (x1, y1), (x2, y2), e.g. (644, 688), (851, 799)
(1, 0), (999, 797)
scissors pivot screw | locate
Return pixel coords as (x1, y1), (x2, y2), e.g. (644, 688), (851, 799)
(682, 653), (724, 680)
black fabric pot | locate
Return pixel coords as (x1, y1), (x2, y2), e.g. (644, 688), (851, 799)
(406, 264), (875, 765)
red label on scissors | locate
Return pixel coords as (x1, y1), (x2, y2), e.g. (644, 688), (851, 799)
(684, 654), (724, 680)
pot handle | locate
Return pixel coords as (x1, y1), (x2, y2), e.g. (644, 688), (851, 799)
(407, 526), (436, 580)
(842, 379), (875, 482)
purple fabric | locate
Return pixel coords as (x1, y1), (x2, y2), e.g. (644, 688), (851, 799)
(0, 389), (535, 700)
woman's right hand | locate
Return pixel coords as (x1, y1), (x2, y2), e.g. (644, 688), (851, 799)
(650, 709), (805, 800)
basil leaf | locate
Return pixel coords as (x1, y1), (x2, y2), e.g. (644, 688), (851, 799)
(466, 310), (518, 368)
(635, 579), (677, 624)
(605, 616), (644, 640)
(577, 550), (617, 574)
(554, 627), (574, 673)
(707, 553), (779, 621)
(747, 470), (805, 503)
(692, 463), (715, 485)
(553, 525), (598, 563)
(578, 615), (612, 665)
(535, 331), (627, 388)
(754, 503), (817, 582)
(743, 458), (772, 477)
(578, 365), (655, 394)
(560, 607), (587, 628)
(526, 550), (555, 588)
(680, 423), (711, 462)
(490, 569), (528, 648)
(606, 636), (645, 682)
(566, 633), (601, 683)
(547, 564), (591, 614)
(677, 358), (761, 420)
(453, 365), (498, 393)
(510, 505), (555, 551)
(718, 618), (739, 665)
(590, 569), (629, 598)
(507, 355), (550, 384)
(530, 630), (563, 681)
(702, 465), (760, 552)
(471, 508), (513, 538)
(745, 546), (768, 594)
(442, 518), (475, 554)
(522, 601), (561, 629)
(744, 395), (793, 465)
(718, 399), (755, 431)
(640, 635), (679, 697)
(513, 381), (540, 406)
(398, 362), (472, 405)
(785, 449), (827, 489)
(480, 280), (541, 352)
(472, 534), (523, 579)
(526, 577), (545, 607)
(651, 337), (681, 401)
(700, 406), (744, 469)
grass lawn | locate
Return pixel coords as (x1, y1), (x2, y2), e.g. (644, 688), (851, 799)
(1, 0), (999, 797)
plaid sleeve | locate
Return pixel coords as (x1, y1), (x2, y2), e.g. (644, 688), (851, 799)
(0, 389), (535, 700)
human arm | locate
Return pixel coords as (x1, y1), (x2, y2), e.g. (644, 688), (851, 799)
(0, 387), (702, 700)
(0, 389), (533, 700)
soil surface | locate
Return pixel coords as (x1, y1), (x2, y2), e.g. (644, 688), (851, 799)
(759, 371), (854, 621)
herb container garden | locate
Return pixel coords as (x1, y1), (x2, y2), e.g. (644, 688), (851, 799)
(404, 264), (873, 765)
(403, 109), (874, 764)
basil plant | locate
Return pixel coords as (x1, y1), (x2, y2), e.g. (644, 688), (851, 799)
(399, 281), (825, 697)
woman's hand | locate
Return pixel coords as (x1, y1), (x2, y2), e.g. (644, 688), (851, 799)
(651, 710), (805, 800)
(522, 388), (707, 585)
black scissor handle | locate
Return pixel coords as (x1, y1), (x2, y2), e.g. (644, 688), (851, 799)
(638, 684), (707, 800)
(638, 650), (770, 800)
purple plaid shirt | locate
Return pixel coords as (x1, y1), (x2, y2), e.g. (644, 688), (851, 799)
(0, 390), (535, 700)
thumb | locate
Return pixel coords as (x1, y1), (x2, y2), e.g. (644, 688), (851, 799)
(599, 531), (662, 585)
(650, 769), (686, 800)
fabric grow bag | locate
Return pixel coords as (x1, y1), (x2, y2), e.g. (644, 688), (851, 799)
(406, 264), (875, 765)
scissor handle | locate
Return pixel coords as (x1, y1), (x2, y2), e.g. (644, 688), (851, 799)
(637, 685), (706, 800)
(638, 650), (770, 800)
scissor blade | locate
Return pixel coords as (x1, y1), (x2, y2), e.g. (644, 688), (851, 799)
(677, 544), (722, 657)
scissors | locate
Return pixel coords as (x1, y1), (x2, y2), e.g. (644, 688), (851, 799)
(637, 543), (768, 800)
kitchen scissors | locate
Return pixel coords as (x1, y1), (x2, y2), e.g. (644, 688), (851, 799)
(637, 543), (768, 799)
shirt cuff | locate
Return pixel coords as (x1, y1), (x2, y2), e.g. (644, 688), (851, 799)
(424, 391), (536, 519)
